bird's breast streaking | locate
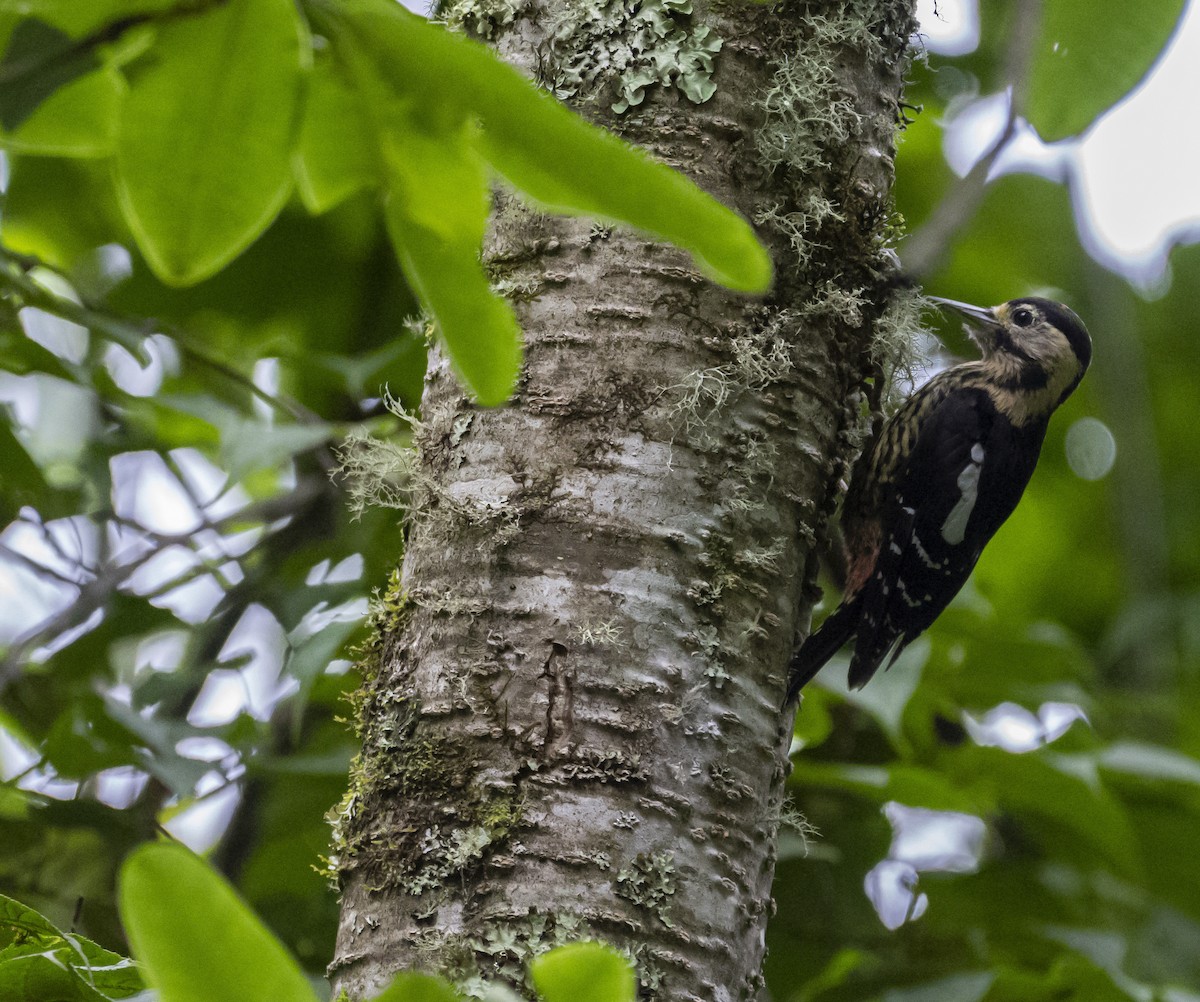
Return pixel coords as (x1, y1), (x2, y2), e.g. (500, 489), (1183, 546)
(785, 295), (1092, 703)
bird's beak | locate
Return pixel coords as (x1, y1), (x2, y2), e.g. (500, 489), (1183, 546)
(928, 297), (1003, 350)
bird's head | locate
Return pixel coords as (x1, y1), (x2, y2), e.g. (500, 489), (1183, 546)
(929, 295), (1092, 407)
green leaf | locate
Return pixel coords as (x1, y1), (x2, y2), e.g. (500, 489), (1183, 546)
(1, 155), (131, 270)
(0, 1), (178, 36)
(880, 970), (995, 1002)
(0, 892), (144, 1001)
(119, 842), (320, 1002)
(218, 419), (334, 482)
(0, 17), (98, 131)
(0, 891), (65, 940)
(1025, 1), (1186, 141)
(293, 48), (377, 214)
(372, 971), (464, 1002)
(309, 0), (770, 403)
(383, 123), (522, 406)
(114, 0), (307, 285)
(951, 747), (1141, 876)
(145, 394), (333, 481)
(308, 2), (520, 404)
(0, 60), (123, 156)
(472, 73), (771, 295)
(315, 0), (771, 294)
(529, 942), (636, 1002)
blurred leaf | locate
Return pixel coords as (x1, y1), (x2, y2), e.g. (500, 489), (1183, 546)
(1126, 906), (1200, 989)
(312, 0), (772, 294)
(882, 970), (994, 1002)
(100, 696), (212, 797)
(837, 636), (929, 747)
(0, 18), (98, 131)
(0, 324), (79, 381)
(43, 693), (150, 776)
(0, 1), (177, 36)
(2, 155), (131, 271)
(120, 842), (319, 1002)
(790, 760), (982, 814)
(383, 124), (522, 407)
(791, 684), (834, 750)
(285, 615), (362, 712)
(1040, 932), (1142, 1001)
(114, 0), (306, 285)
(948, 747), (1140, 876)
(373, 972), (463, 1002)
(219, 420), (334, 483)
(529, 942), (636, 1002)
(293, 48), (377, 215)
(0, 17), (123, 156)
(1099, 742), (1200, 786)
(141, 394), (332, 481)
(798, 948), (872, 999)
(1026, 2), (1186, 141)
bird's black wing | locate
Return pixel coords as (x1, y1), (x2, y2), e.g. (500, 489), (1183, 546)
(847, 387), (1043, 688)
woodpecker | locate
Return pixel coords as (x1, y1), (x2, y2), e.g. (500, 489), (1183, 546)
(785, 296), (1092, 702)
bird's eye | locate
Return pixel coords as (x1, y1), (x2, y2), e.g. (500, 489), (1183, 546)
(1012, 307), (1035, 327)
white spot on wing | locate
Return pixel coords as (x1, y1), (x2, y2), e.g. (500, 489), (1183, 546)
(941, 449), (983, 545)
(912, 533), (945, 570)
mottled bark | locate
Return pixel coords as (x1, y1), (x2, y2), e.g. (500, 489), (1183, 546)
(331, 2), (914, 999)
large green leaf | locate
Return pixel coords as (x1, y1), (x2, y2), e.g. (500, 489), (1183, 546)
(383, 122), (522, 407)
(0, 1), (177, 36)
(114, 0), (307, 285)
(1, 155), (131, 270)
(372, 972), (463, 1002)
(529, 942), (636, 1002)
(0, 59), (123, 156)
(0, 17), (101, 134)
(119, 842), (319, 1002)
(313, 0), (771, 294)
(1025, 1), (1186, 140)
(293, 48), (377, 214)
(310, 0), (520, 404)
(305, 0), (770, 404)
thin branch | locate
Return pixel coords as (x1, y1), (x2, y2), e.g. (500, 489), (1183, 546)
(0, 479), (327, 691)
(0, 540), (89, 587)
(0, 246), (318, 423)
(901, 0), (1043, 280)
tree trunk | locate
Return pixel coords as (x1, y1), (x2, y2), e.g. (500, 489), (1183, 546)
(330, 2), (915, 999)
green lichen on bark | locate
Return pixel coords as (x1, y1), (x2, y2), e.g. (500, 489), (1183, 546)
(539, 0), (722, 113)
(327, 719), (525, 895)
(439, 0), (525, 39)
(615, 850), (678, 926)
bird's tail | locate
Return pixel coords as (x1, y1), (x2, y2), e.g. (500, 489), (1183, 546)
(784, 596), (862, 705)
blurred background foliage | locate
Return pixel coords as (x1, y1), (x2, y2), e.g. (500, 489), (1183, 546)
(1, 0), (1199, 1000)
